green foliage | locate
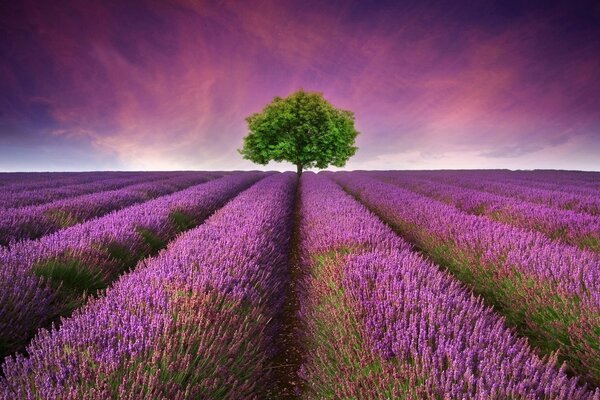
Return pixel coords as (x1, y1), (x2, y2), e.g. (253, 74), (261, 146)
(33, 259), (106, 298)
(45, 208), (80, 228)
(169, 210), (197, 233)
(104, 242), (138, 271)
(136, 227), (167, 254)
(239, 89), (359, 173)
(579, 233), (600, 252)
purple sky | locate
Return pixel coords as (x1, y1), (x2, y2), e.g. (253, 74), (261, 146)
(1, 0), (599, 171)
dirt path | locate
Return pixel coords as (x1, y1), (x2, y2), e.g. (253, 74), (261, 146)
(267, 179), (305, 399)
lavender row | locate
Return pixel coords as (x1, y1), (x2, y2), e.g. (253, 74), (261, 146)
(298, 173), (595, 398)
(0, 171), (141, 196)
(428, 170), (600, 197)
(417, 172), (600, 215)
(394, 169), (600, 197)
(330, 171), (600, 385)
(496, 170), (600, 189)
(298, 173), (416, 398)
(397, 169), (600, 189)
(0, 172), (264, 359)
(0, 172), (295, 399)
(0, 172), (138, 191)
(371, 172), (600, 252)
(0, 172), (215, 245)
(0, 172), (200, 209)
(501, 176), (600, 196)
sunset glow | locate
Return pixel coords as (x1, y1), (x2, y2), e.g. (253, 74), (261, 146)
(1, 0), (599, 171)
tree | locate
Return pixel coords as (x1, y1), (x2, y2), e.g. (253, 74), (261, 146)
(239, 89), (359, 175)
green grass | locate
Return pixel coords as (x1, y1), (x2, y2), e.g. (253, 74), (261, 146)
(579, 234), (600, 252)
(33, 258), (106, 298)
(305, 248), (427, 399)
(169, 210), (197, 233)
(104, 242), (138, 271)
(45, 208), (81, 228)
(136, 227), (167, 254)
(398, 225), (599, 385)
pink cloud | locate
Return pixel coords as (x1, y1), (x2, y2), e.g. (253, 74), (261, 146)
(1, 0), (598, 170)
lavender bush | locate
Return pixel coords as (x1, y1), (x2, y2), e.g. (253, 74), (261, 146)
(0, 172), (215, 245)
(331, 171), (600, 385)
(0, 172), (295, 399)
(298, 172), (597, 398)
(371, 172), (600, 252)
(0, 172), (263, 359)
(0, 172), (188, 209)
(422, 171), (600, 215)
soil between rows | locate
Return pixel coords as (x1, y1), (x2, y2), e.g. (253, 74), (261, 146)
(268, 178), (305, 399)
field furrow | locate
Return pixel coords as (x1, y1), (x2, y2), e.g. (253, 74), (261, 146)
(0, 172), (196, 209)
(370, 172), (600, 252)
(297, 172), (596, 398)
(419, 172), (600, 215)
(0, 172), (140, 192)
(330, 171), (600, 386)
(0, 172), (296, 399)
(0, 172), (217, 245)
(0, 172), (264, 359)
(0, 169), (598, 397)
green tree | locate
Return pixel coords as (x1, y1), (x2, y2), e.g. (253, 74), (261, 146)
(239, 89), (359, 175)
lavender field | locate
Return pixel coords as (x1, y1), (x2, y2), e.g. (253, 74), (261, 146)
(0, 170), (599, 399)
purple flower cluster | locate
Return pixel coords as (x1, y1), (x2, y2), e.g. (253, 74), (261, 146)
(298, 173), (415, 397)
(420, 171), (600, 215)
(0, 172), (215, 245)
(393, 169), (600, 194)
(500, 176), (600, 197)
(298, 173), (597, 398)
(330, 171), (600, 385)
(371, 172), (600, 251)
(0, 172), (295, 399)
(0, 172), (193, 209)
(0, 169), (597, 397)
(0, 172), (135, 192)
(0, 172), (263, 359)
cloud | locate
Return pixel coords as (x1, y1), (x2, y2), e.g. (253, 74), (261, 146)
(0, 0), (599, 171)
(480, 144), (544, 158)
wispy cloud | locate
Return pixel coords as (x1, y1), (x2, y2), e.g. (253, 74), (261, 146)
(0, 0), (598, 170)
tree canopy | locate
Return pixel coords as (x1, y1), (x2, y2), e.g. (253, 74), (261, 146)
(239, 89), (359, 175)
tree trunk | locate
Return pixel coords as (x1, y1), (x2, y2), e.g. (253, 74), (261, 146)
(296, 163), (302, 176)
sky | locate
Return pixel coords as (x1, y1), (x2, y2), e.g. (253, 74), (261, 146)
(1, 0), (599, 172)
